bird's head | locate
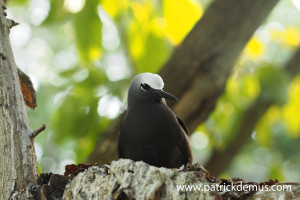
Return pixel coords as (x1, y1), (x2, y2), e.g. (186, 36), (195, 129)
(128, 73), (178, 107)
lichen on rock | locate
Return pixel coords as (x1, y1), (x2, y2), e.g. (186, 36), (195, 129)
(63, 159), (298, 200)
(63, 159), (214, 200)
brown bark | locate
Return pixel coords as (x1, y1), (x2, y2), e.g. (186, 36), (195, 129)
(205, 47), (300, 176)
(0, 1), (39, 199)
(88, 0), (279, 164)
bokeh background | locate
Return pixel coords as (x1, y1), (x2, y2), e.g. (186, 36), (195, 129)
(7, 0), (300, 182)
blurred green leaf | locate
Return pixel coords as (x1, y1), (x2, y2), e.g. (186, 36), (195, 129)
(269, 164), (284, 181)
(52, 69), (105, 142)
(107, 79), (130, 98)
(60, 68), (81, 78)
(74, 0), (102, 63)
(131, 32), (171, 73)
(43, 0), (69, 24)
(256, 115), (274, 148)
(37, 162), (42, 175)
(51, 67), (109, 162)
(282, 75), (300, 137)
(258, 65), (290, 104)
(101, 0), (127, 20)
(8, 0), (28, 5)
(163, 0), (203, 44)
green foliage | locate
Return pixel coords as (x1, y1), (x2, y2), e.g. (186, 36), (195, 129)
(51, 67), (110, 161)
(44, 0), (70, 24)
(74, 0), (102, 63)
(258, 65), (290, 104)
(208, 74), (260, 148)
(8, 0), (28, 5)
(37, 162), (43, 175)
(131, 32), (171, 73)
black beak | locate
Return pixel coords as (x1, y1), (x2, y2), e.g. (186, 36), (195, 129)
(152, 89), (178, 101)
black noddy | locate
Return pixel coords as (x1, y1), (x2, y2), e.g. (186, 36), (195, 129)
(118, 72), (193, 168)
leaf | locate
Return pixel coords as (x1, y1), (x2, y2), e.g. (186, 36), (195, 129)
(74, 0), (102, 62)
(51, 67), (110, 162)
(7, 0), (28, 5)
(282, 76), (300, 137)
(101, 0), (128, 20)
(258, 65), (290, 104)
(138, 32), (171, 73)
(43, 0), (69, 25)
(163, 0), (203, 45)
(256, 108), (276, 148)
(244, 37), (266, 59)
(37, 162), (43, 175)
(129, 31), (171, 73)
(64, 164), (92, 178)
(283, 27), (300, 46)
(18, 68), (37, 109)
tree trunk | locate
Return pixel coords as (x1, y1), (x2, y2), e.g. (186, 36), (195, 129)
(88, 0), (279, 165)
(0, 1), (38, 199)
(206, 47), (300, 176)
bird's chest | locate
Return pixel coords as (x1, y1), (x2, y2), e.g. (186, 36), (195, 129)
(123, 105), (177, 139)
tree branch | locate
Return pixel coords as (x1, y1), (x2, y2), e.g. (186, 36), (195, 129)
(29, 124), (46, 140)
(88, 0), (279, 165)
(205, 47), (300, 176)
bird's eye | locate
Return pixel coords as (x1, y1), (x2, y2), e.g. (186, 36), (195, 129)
(140, 83), (151, 91)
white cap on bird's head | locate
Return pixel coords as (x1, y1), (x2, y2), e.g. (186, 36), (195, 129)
(127, 73), (177, 107)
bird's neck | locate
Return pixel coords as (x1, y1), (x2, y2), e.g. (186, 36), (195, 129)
(128, 98), (167, 110)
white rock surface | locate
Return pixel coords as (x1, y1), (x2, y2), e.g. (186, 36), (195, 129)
(63, 159), (300, 200)
(63, 159), (214, 200)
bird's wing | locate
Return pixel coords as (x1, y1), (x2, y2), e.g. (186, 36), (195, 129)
(176, 116), (189, 136)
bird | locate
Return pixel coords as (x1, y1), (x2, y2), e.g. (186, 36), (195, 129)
(118, 72), (193, 168)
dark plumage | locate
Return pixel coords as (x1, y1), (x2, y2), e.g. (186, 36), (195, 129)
(118, 73), (193, 168)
